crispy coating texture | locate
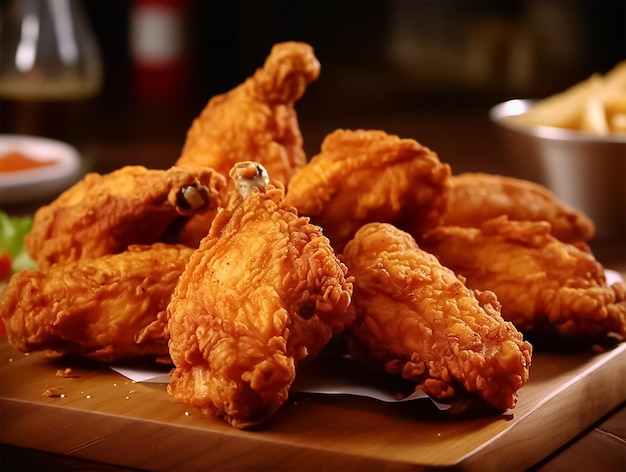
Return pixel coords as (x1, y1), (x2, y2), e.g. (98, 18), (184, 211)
(174, 42), (319, 247)
(167, 179), (354, 429)
(0, 244), (193, 362)
(174, 209), (219, 248)
(285, 129), (450, 253)
(176, 41), (319, 185)
(420, 217), (626, 339)
(25, 165), (225, 268)
(342, 223), (532, 411)
(443, 172), (595, 243)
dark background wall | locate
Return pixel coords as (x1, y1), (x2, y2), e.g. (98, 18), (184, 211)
(1, 0), (624, 149)
(80, 0), (624, 110)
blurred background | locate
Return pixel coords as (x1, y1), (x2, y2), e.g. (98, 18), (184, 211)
(0, 0), (624, 263)
(0, 0), (624, 169)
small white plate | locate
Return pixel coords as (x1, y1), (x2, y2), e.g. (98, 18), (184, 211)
(0, 134), (82, 205)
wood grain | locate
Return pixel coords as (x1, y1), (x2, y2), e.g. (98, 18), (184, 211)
(1, 337), (625, 471)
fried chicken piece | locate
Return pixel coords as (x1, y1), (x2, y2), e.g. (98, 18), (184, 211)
(284, 129), (450, 252)
(176, 41), (319, 185)
(25, 165), (225, 268)
(420, 216), (626, 340)
(0, 244), (193, 362)
(174, 209), (219, 248)
(443, 172), (595, 243)
(174, 42), (319, 247)
(342, 222), (532, 411)
(167, 162), (354, 429)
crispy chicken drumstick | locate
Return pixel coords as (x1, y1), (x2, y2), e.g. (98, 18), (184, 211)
(176, 41), (319, 185)
(285, 129), (450, 252)
(443, 172), (595, 244)
(166, 162), (354, 429)
(25, 165), (225, 268)
(420, 216), (626, 341)
(174, 41), (319, 247)
(342, 222), (532, 411)
(0, 243), (193, 362)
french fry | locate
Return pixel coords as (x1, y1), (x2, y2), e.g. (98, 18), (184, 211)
(511, 60), (626, 135)
(609, 113), (626, 133)
(604, 95), (626, 114)
(511, 74), (602, 129)
(605, 96), (626, 133)
(581, 96), (609, 134)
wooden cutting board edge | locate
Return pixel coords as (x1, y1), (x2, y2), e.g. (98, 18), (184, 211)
(1, 396), (426, 472)
(458, 343), (626, 471)
(2, 343), (625, 471)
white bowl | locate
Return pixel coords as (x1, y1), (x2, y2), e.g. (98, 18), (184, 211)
(490, 99), (626, 243)
(0, 134), (82, 205)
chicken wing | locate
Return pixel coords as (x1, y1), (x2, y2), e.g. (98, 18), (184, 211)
(342, 222), (532, 411)
(25, 165), (225, 268)
(176, 41), (319, 185)
(442, 172), (595, 243)
(0, 243), (193, 362)
(284, 129), (450, 252)
(166, 162), (354, 429)
(420, 216), (626, 341)
(174, 42), (319, 247)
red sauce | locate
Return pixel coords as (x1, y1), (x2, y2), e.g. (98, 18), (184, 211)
(0, 151), (58, 173)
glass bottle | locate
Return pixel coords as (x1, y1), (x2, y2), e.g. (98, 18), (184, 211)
(0, 0), (102, 101)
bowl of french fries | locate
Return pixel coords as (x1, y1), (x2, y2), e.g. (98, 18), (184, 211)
(490, 61), (626, 243)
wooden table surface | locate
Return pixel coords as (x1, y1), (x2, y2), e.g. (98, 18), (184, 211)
(1, 337), (625, 471)
(2, 408), (625, 472)
(1, 107), (625, 471)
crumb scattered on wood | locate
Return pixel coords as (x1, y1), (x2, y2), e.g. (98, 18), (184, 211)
(42, 387), (65, 398)
(56, 368), (78, 378)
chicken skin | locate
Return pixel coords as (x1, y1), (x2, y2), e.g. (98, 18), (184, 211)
(284, 129), (450, 252)
(25, 165), (225, 268)
(174, 41), (319, 247)
(166, 162), (354, 429)
(342, 222), (532, 411)
(176, 41), (319, 185)
(420, 217), (626, 340)
(0, 244), (193, 362)
(443, 172), (595, 244)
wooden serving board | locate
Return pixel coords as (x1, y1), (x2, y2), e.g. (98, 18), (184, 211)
(1, 337), (625, 471)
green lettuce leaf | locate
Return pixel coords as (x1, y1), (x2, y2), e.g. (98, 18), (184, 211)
(0, 211), (37, 273)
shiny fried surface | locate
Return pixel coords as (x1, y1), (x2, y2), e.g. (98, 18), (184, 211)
(443, 172), (595, 243)
(7, 40), (624, 431)
(285, 129), (450, 252)
(0, 244), (193, 362)
(167, 179), (353, 429)
(176, 41), (319, 185)
(342, 222), (532, 411)
(25, 165), (225, 268)
(421, 217), (626, 339)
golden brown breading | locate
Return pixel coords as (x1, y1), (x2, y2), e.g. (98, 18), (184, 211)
(420, 216), (626, 340)
(443, 172), (595, 243)
(166, 162), (354, 429)
(342, 222), (532, 411)
(173, 41), (319, 247)
(25, 165), (225, 268)
(0, 244), (193, 362)
(284, 129), (450, 253)
(174, 209), (219, 248)
(176, 41), (319, 185)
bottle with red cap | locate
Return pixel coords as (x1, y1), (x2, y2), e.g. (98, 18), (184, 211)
(130, 0), (190, 102)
